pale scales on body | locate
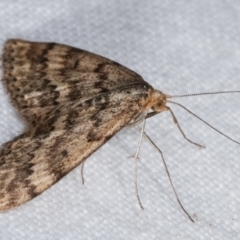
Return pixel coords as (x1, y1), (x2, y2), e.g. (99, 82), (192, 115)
(0, 39), (239, 222)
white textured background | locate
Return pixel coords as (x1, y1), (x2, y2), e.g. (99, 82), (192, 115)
(0, 1), (240, 240)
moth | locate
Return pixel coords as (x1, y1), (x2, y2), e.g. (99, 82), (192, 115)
(0, 39), (239, 221)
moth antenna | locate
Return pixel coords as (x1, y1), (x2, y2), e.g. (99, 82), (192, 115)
(169, 90), (240, 99)
(167, 100), (240, 145)
(139, 128), (194, 222)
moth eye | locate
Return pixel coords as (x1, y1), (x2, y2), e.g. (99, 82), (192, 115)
(152, 102), (164, 112)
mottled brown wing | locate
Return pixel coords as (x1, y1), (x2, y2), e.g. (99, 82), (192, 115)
(2, 39), (149, 123)
(0, 39), (154, 210)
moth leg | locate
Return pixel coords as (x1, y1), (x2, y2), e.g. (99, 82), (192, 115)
(133, 118), (146, 210)
(146, 108), (204, 148)
(167, 107), (205, 148)
(145, 111), (159, 119)
(127, 111), (147, 127)
(127, 155), (140, 160)
(81, 161), (85, 185)
(141, 129), (194, 222)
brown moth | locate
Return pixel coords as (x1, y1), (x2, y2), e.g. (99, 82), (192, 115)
(0, 39), (169, 211)
(0, 39), (239, 221)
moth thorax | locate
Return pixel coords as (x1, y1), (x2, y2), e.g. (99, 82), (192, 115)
(150, 90), (168, 112)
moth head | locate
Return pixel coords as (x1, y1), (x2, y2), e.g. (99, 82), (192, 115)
(150, 90), (170, 113)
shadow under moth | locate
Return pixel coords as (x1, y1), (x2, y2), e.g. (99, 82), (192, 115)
(0, 39), (239, 221)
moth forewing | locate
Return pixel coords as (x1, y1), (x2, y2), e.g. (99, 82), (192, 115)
(0, 39), (153, 210)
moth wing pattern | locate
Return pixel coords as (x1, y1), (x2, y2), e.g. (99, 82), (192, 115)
(0, 39), (154, 210)
(2, 39), (148, 123)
